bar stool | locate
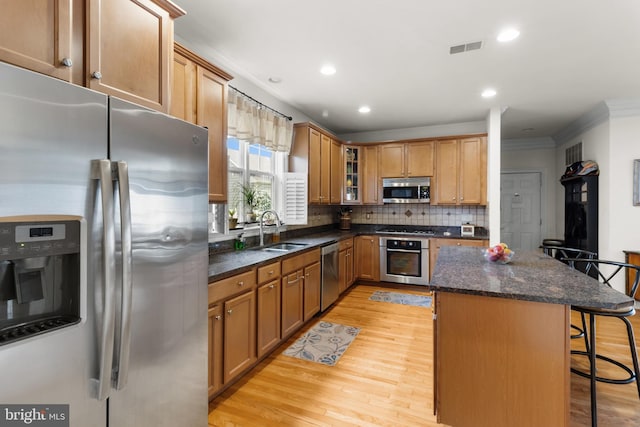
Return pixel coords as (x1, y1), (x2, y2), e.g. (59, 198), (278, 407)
(563, 258), (640, 427)
(541, 245), (597, 338)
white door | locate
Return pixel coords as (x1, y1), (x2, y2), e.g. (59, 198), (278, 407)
(500, 172), (542, 251)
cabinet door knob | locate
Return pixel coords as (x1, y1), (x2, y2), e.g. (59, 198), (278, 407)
(61, 58), (73, 67)
(269, 284), (275, 289)
(227, 309), (233, 315)
(268, 270), (274, 275)
(237, 281), (244, 287)
(456, 243), (461, 246)
(460, 197), (464, 201)
(91, 71), (102, 80)
(214, 315), (221, 321)
(452, 197), (456, 201)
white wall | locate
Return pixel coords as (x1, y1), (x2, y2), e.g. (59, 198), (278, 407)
(553, 103), (640, 292)
(608, 115), (640, 264)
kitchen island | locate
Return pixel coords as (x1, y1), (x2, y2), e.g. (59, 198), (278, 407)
(430, 247), (633, 427)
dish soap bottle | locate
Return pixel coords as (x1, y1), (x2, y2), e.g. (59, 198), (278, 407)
(234, 233), (245, 251)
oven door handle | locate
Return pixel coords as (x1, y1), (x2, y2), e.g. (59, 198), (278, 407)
(386, 248), (422, 254)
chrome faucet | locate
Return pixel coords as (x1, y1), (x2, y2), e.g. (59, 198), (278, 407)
(259, 210), (282, 246)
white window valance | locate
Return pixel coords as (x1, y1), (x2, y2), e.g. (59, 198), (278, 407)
(227, 88), (293, 153)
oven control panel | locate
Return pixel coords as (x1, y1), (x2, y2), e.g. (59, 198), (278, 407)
(385, 239), (424, 250)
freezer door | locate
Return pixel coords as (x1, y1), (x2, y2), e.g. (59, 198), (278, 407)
(108, 98), (209, 427)
(0, 63), (108, 426)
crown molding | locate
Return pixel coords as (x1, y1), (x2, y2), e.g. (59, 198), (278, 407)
(553, 99), (640, 145)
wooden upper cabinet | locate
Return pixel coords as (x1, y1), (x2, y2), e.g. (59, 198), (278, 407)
(172, 43), (232, 202)
(379, 141), (434, 178)
(362, 145), (380, 204)
(170, 50), (196, 122)
(433, 136), (487, 205)
(407, 140), (434, 177)
(86, 0), (185, 113)
(198, 66), (228, 202)
(0, 0), (79, 82)
(290, 124), (339, 205)
(458, 137), (486, 204)
(320, 134), (331, 204)
(330, 139), (343, 204)
(434, 139), (458, 204)
(307, 128), (322, 203)
(379, 143), (405, 178)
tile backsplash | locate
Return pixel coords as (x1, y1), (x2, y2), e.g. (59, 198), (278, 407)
(287, 204), (487, 230)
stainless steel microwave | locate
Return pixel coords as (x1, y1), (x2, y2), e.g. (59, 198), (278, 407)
(382, 177), (431, 203)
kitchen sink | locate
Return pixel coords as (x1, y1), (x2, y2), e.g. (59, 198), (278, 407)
(261, 242), (308, 252)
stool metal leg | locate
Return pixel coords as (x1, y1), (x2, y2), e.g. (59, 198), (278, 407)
(588, 313), (598, 427)
(622, 317), (640, 398)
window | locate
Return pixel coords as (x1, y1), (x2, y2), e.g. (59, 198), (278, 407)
(225, 137), (277, 230)
(209, 136), (305, 236)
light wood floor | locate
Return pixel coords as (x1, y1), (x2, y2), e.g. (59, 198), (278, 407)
(208, 284), (640, 427)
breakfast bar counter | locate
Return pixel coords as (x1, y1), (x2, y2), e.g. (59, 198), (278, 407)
(430, 246), (633, 309)
(429, 247), (633, 427)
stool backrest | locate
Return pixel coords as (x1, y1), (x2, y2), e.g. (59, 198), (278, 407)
(541, 245), (597, 269)
(562, 258), (640, 299)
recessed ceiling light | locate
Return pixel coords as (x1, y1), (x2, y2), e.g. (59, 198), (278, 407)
(358, 106), (371, 114)
(320, 64), (336, 76)
(268, 77), (282, 83)
(322, 109), (329, 118)
(497, 28), (520, 42)
(481, 88), (497, 98)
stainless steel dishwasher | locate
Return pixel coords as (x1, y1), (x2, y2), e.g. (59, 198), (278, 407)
(320, 243), (339, 311)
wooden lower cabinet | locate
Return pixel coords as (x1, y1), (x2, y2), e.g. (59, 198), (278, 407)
(208, 269), (256, 398)
(355, 235), (380, 281)
(281, 270), (304, 338)
(624, 250), (640, 301)
(223, 290), (256, 383)
(436, 292), (570, 427)
(281, 249), (321, 338)
(257, 279), (281, 358)
(339, 237), (355, 293)
(303, 261), (321, 321)
(207, 304), (223, 397)
(257, 261), (281, 358)
(429, 238), (488, 280)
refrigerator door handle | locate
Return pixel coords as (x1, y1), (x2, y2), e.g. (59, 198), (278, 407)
(91, 159), (117, 401)
(113, 160), (133, 390)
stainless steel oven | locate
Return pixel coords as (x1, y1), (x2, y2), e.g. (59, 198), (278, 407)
(379, 236), (429, 285)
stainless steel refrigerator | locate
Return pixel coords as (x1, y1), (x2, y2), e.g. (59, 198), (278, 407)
(0, 62), (209, 426)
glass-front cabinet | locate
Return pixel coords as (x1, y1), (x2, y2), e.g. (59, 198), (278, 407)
(344, 146), (360, 204)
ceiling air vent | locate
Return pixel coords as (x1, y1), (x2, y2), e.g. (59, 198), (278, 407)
(449, 40), (483, 55)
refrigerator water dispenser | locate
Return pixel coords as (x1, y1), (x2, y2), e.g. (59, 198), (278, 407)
(0, 217), (82, 345)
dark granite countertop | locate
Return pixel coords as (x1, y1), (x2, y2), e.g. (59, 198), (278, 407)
(208, 231), (355, 282)
(430, 246), (634, 309)
(208, 225), (489, 283)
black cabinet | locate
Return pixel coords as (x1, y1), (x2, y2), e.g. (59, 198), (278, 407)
(561, 175), (598, 254)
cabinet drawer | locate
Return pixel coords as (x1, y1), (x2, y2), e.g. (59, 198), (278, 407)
(209, 269), (256, 304)
(281, 248), (321, 275)
(339, 237), (353, 251)
(257, 261), (281, 284)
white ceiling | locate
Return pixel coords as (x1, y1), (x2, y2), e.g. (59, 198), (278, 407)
(174, 0), (640, 141)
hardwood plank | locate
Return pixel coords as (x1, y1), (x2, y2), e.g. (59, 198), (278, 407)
(208, 284), (640, 427)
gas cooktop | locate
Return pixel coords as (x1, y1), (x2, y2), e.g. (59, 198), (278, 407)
(377, 227), (437, 236)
